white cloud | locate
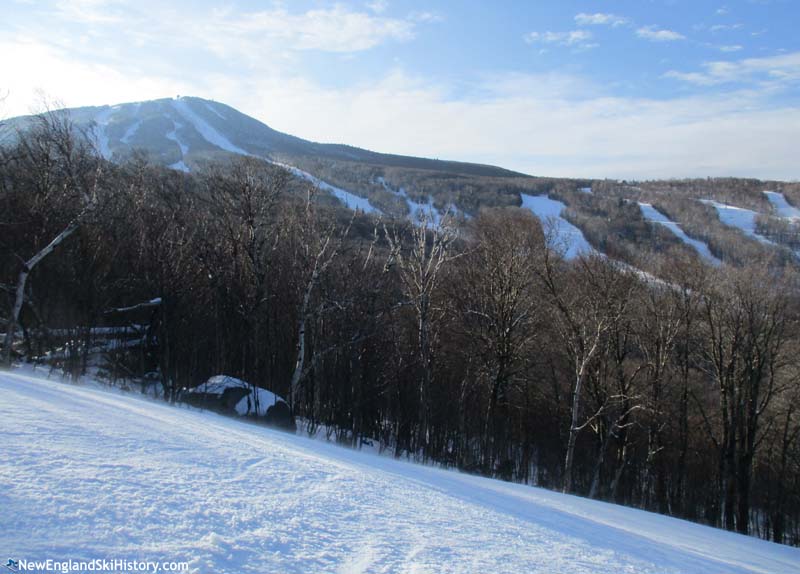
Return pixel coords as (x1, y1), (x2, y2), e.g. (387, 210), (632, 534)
(636, 26), (686, 42)
(716, 7), (729, 15)
(710, 23), (744, 32)
(574, 13), (629, 27)
(54, 0), (131, 24)
(0, 36), (195, 115)
(42, 3), (418, 56)
(665, 51), (800, 86)
(409, 11), (443, 24)
(234, 72), (799, 180)
(214, 6), (415, 53)
(524, 30), (595, 49)
(366, 0), (388, 14)
(719, 44), (743, 52)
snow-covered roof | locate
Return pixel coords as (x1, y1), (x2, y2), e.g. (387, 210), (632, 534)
(188, 375), (286, 416)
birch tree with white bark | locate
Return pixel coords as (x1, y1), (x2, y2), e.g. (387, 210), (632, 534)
(538, 250), (633, 494)
(384, 209), (458, 457)
(288, 189), (355, 411)
(1, 111), (102, 365)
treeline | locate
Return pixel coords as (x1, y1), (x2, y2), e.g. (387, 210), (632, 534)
(551, 183), (800, 271)
(3, 113), (800, 545)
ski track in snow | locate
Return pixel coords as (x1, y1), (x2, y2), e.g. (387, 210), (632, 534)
(377, 176), (443, 224)
(520, 193), (592, 259)
(764, 191), (800, 220)
(171, 98), (250, 156)
(121, 119), (142, 145)
(274, 162), (380, 214)
(700, 200), (776, 246)
(401, 189), (442, 226)
(165, 121), (189, 156)
(169, 160), (190, 173)
(92, 108), (114, 160)
(164, 101), (377, 214)
(112, 99), (372, 215)
(4, 372), (796, 573)
(638, 203), (721, 266)
(205, 102), (227, 121)
(165, 120), (190, 173)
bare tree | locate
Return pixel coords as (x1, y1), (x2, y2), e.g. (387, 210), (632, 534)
(2, 111), (102, 366)
(385, 211), (459, 457)
(448, 208), (544, 473)
(699, 265), (792, 533)
(538, 251), (634, 494)
(288, 190), (355, 410)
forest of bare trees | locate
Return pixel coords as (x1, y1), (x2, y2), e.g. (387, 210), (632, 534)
(3, 112), (800, 545)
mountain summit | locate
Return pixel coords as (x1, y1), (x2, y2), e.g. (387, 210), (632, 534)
(13, 96), (523, 178)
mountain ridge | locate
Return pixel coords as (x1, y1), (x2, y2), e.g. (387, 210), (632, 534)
(5, 96), (800, 270)
(2, 96), (528, 179)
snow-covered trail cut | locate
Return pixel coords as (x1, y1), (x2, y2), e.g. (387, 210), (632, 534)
(638, 202), (721, 265)
(700, 199), (776, 246)
(2, 371), (798, 574)
(520, 194), (592, 259)
(764, 191), (800, 220)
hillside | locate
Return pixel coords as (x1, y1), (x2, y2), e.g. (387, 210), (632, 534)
(2, 369), (799, 574)
(4, 98), (800, 546)
(4, 97), (800, 269)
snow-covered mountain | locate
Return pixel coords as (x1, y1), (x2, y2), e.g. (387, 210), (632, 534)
(5, 97), (800, 269)
(4, 96), (520, 178)
(2, 369), (799, 573)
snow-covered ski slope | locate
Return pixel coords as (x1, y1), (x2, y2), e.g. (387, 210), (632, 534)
(520, 194), (592, 259)
(2, 371), (798, 574)
(700, 200), (776, 246)
(764, 191), (800, 220)
(638, 202), (721, 265)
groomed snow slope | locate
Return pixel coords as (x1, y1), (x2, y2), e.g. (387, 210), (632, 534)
(700, 200), (776, 246)
(764, 191), (800, 220)
(274, 162), (380, 214)
(638, 202), (721, 265)
(520, 194), (592, 259)
(2, 371), (799, 574)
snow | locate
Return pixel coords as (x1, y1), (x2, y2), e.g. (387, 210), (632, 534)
(165, 121), (189, 156)
(638, 202), (721, 265)
(120, 119), (142, 145)
(764, 191), (800, 220)
(700, 199), (776, 245)
(171, 98), (250, 156)
(47, 325), (146, 337)
(377, 176), (443, 224)
(520, 193), (592, 259)
(110, 298), (162, 313)
(169, 160), (190, 173)
(187, 374), (285, 417)
(91, 107), (114, 160)
(205, 102), (227, 121)
(164, 105), (375, 212)
(407, 196), (444, 225)
(325, 183), (379, 214)
(275, 162), (380, 214)
(2, 371), (799, 574)
(2, 370), (798, 574)
(165, 121), (191, 172)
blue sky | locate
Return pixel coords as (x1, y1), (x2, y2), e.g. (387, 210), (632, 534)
(2, 0), (799, 179)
